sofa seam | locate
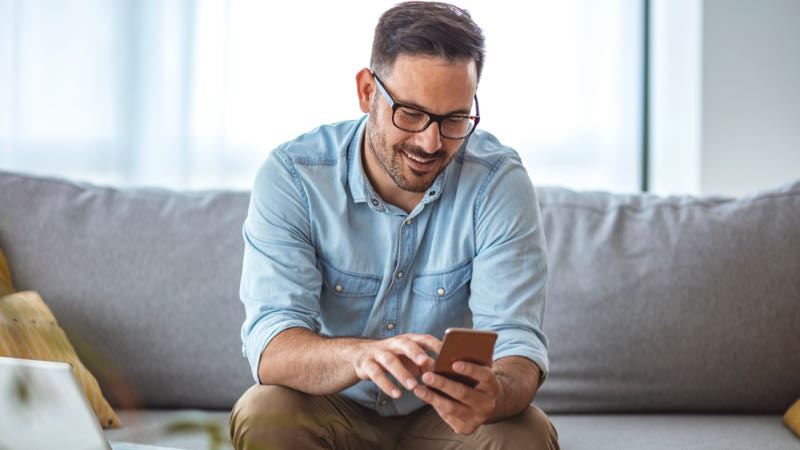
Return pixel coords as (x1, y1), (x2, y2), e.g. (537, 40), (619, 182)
(539, 190), (800, 214)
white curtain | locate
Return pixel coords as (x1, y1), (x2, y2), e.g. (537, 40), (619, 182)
(0, 0), (642, 192)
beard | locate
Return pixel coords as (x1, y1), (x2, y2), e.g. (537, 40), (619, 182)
(366, 113), (454, 193)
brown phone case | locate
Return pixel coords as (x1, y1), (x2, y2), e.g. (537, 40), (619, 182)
(433, 328), (497, 388)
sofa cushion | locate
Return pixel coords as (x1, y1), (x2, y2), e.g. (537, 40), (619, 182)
(0, 291), (120, 427)
(106, 410), (799, 450)
(0, 170), (253, 409)
(534, 179), (800, 413)
(548, 414), (798, 450)
(786, 398), (800, 437)
(0, 248), (13, 297)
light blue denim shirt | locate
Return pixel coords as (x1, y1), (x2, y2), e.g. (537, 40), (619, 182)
(239, 115), (549, 416)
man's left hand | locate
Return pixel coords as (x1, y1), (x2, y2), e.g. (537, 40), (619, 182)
(412, 361), (502, 435)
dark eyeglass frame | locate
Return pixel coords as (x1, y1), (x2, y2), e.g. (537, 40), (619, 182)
(371, 71), (480, 140)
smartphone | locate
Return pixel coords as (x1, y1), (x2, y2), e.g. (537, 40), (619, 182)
(432, 328), (497, 388)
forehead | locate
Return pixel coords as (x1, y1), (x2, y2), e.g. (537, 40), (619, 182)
(383, 54), (478, 115)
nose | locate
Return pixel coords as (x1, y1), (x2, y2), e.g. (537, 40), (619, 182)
(415, 121), (442, 154)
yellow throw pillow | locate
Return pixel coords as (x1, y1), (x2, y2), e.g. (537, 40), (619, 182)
(0, 248), (14, 297)
(0, 290), (121, 428)
(786, 398), (800, 438)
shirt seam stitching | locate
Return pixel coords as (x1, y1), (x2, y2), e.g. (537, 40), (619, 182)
(274, 148), (314, 249)
(472, 155), (507, 232)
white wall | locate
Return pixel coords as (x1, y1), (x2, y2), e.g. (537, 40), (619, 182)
(701, 0), (800, 196)
(650, 0), (800, 197)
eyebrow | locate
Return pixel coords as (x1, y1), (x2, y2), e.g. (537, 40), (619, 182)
(396, 97), (472, 117)
(372, 72), (474, 116)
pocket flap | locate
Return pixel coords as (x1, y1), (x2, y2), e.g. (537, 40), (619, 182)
(412, 259), (472, 301)
(319, 259), (381, 297)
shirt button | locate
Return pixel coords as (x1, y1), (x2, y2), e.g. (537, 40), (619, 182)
(335, 284), (343, 293)
(371, 199), (379, 207)
(396, 272), (403, 279)
(406, 219), (413, 225)
(386, 322), (395, 330)
(379, 398), (388, 407)
(437, 287), (446, 296)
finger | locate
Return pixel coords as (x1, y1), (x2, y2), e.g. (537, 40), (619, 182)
(389, 338), (432, 369)
(414, 385), (483, 435)
(452, 361), (494, 385)
(399, 355), (423, 377)
(375, 351), (420, 391)
(421, 371), (480, 406)
(413, 384), (471, 420)
(419, 357), (436, 373)
(406, 333), (443, 356)
(364, 361), (403, 399)
(392, 335), (439, 368)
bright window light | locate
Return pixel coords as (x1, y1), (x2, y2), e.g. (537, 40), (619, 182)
(0, 0), (642, 192)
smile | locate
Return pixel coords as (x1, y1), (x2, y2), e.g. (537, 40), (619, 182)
(403, 151), (436, 164)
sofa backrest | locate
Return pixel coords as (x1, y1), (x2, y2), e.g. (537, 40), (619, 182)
(0, 171), (252, 409)
(534, 181), (800, 414)
(1, 169), (798, 413)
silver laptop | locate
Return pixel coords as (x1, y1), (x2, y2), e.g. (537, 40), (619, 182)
(0, 356), (175, 450)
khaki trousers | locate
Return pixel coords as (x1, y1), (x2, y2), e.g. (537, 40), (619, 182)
(229, 385), (560, 450)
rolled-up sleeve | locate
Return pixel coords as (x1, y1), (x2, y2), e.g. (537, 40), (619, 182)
(470, 157), (550, 386)
(239, 148), (322, 383)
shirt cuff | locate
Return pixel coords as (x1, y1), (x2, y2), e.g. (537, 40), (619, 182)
(244, 316), (317, 383)
(492, 329), (550, 387)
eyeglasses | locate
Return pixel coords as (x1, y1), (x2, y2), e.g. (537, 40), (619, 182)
(371, 71), (480, 140)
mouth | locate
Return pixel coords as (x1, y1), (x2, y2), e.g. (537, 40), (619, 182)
(402, 150), (438, 172)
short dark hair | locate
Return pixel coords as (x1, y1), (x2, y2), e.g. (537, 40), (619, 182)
(370, 2), (486, 81)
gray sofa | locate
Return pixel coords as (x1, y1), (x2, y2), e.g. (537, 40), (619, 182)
(0, 168), (798, 450)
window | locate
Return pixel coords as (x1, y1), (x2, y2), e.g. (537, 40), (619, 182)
(0, 0), (643, 192)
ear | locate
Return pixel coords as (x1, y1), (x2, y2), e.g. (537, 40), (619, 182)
(355, 68), (375, 114)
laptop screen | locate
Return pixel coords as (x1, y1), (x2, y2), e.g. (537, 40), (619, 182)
(0, 356), (111, 450)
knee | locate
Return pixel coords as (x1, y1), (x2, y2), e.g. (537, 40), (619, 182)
(229, 385), (318, 450)
(478, 405), (559, 450)
(233, 384), (312, 417)
(520, 405), (560, 450)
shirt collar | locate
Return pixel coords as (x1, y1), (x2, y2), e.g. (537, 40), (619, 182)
(347, 115), (450, 211)
(347, 116), (370, 205)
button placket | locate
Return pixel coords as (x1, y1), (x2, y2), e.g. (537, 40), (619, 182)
(385, 215), (414, 338)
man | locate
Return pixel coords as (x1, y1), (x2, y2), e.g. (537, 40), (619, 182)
(230, 2), (559, 449)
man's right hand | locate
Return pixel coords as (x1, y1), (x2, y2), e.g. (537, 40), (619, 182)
(349, 333), (442, 399)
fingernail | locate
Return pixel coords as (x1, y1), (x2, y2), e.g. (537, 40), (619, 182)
(406, 379), (417, 390)
(416, 354), (427, 365)
(392, 389), (402, 398)
(453, 362), (464, 372)
(422, 372), (434, 384)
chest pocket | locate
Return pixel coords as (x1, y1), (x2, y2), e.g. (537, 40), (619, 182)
(318, 258), (381, 337)
(319, 258), (381, 298)
(412, 258), (473, 302)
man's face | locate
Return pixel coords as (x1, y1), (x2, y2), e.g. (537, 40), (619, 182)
(366, 55), (478, 193)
